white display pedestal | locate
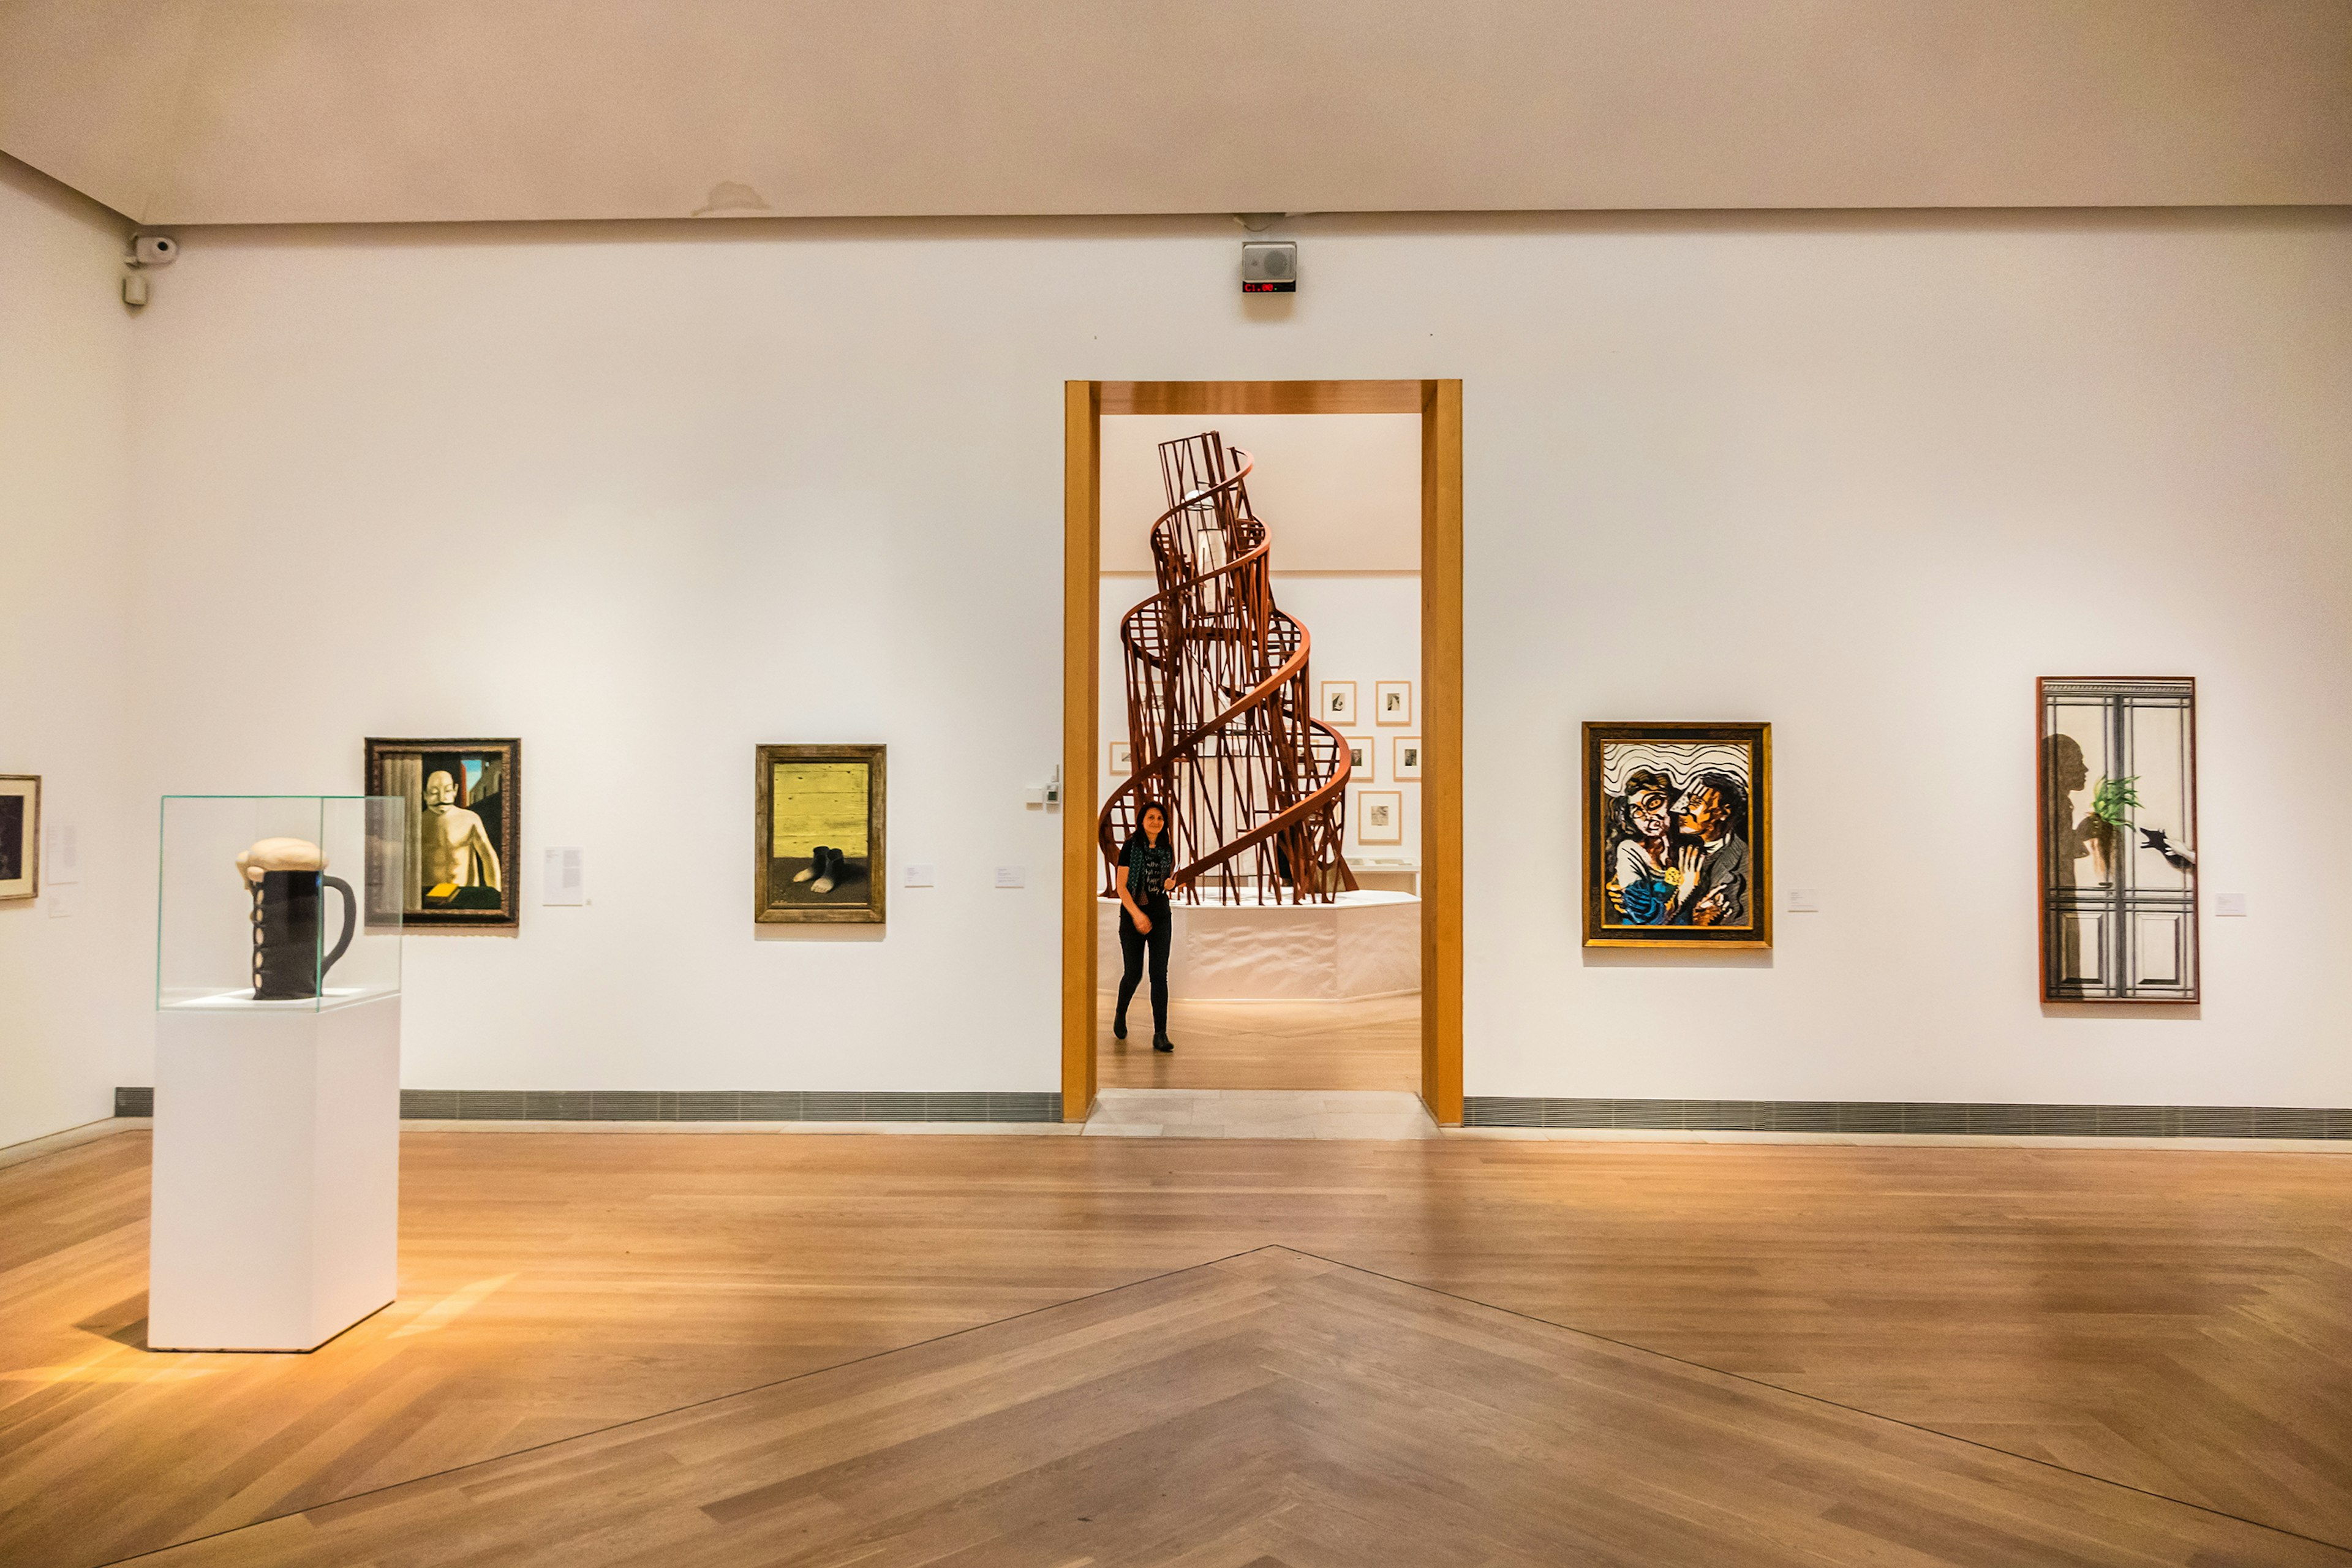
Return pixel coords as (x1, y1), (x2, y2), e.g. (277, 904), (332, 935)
(149, 992), (401, 1351)
(1098, 891), (1420, 1001)
(1347, 857), (1421, 896)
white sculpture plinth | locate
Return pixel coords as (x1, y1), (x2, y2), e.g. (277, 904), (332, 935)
(1347, 857), (1420, 895)
(1098, 890), (1419, 1001)
(149, 993), (401, 1351)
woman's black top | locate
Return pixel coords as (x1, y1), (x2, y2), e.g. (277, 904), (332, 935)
(1120, 829), (1175, 905)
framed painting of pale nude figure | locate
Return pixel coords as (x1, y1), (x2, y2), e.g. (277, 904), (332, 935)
(1583, 722), (1771, 949)
(365, 738), (519, 930)
(2038, 677), (2198, 1003)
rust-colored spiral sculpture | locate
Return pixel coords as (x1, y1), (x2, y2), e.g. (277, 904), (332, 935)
(1099, 432), (1356, 905)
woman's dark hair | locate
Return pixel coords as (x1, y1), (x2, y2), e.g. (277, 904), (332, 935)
(1134, 800), (1169, 837)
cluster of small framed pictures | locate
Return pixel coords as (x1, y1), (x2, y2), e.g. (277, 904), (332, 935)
(1322, 680), (1415, 846)
(1316, 679), (1412, 731)
(1106, 677), (1420, 848)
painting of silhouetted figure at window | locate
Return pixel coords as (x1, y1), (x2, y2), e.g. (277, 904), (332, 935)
(1582, 722), (1771, 949)
(2038, 678), (2198, 1003)
(364, 738), (520, 930)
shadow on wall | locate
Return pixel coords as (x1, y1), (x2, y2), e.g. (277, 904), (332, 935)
(754, 927), (886, 944)
(2040, 1002), (2201, 1022)
(1582, 948), (1774, 970)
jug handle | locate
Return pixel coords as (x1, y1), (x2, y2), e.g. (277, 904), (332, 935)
(320, 875), (358, 980)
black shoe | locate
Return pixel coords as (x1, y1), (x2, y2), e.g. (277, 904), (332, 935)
(1112, 1016), (1128, 1041)
(1153, 1035), (1174, 1053)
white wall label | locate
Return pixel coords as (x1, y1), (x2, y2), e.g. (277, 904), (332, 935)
(47, 886), (72, 918)
(45, 823), (79, 884)
(2215, 892), (2248, 917)
(995, 866), (1026, 888)
(1787, 887), (1819, 912)
(903, 863), (936, 887)
(543, 846), (586, 905)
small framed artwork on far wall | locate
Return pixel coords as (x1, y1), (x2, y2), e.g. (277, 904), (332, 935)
(1375, 680), (1413, 726)
(1346, 740), (1372, 781)
(1357, 790), (1403, 845)
(1392, 736), (1422, 782)
(1109, 741), (1131, 777)
(1319, 680), (1357, 728)
(0, 775), (39, 902)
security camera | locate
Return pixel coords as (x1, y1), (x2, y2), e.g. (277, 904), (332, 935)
(130, 233), (178, 268)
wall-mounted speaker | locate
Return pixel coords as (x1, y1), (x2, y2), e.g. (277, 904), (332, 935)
(1241, 241), (1297, 293)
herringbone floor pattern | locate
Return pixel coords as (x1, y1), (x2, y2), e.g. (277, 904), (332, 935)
(127, 1248), (2350, 1567)
(4, 1131), (2350, 1566)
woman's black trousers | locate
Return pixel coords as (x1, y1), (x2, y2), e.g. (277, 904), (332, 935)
(1116, 897), (1172, 1037)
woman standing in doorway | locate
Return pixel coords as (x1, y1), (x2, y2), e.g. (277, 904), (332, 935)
(1114, 801), (1183, 1052)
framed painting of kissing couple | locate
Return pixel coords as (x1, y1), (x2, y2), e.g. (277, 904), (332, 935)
(1583, 722), (1771, 949)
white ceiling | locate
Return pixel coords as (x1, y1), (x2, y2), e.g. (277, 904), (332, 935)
(4, 0), (2348, 226)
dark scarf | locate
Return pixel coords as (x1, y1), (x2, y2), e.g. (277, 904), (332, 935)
(1123, 829), (1175, 903)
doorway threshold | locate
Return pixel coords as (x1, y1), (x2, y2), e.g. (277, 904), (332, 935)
(1084, 1088), (1436, 1140)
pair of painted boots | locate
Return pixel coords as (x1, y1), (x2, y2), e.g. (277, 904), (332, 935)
(793, 846), (852, 894)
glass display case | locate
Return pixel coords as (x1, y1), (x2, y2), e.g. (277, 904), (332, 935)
(157, 796), (404, 1011)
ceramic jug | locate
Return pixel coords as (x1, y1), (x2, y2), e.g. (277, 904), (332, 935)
(237, 837), (357, 1000)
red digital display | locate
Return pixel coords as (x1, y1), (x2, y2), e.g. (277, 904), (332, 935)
(1242, 281), (1297, 294)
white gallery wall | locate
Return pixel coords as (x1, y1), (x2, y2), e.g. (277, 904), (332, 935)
(0, 158), (138, 1147)
(53, 205), (2352, 1117)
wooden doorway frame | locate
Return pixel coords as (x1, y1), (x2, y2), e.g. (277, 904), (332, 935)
(1061, 379), (1464, 1123)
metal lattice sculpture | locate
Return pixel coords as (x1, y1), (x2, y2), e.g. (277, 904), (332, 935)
(1099, 433), (1357, 905)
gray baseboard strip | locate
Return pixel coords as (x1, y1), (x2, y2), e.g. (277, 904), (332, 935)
(396, 1089), (1065, 1123)
(115, 1085), (2346, 1137)
(120, 1085), (1062, 1123)
(1461, 1097), (2352, 1139)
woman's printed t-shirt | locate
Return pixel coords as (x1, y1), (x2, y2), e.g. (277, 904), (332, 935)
(1121, 831), (1175, 905)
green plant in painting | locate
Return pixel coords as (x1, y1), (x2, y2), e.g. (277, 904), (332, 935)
(2089, 775), (2142, 831)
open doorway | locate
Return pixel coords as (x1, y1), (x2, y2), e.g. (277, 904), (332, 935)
(1060, 382), (1463, 1123)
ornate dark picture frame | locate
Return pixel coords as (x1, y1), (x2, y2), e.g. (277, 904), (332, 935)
(0, 774), (40, 902)
(2036, 677), (2198, 1004)
(363, 737), (521, 931)
(1582, 721), (1772, 949)
(756, 743), (886, 925)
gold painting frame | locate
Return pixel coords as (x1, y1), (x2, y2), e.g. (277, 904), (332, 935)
(755, 743), (886, 925)
(1583, 721), (1771, 949)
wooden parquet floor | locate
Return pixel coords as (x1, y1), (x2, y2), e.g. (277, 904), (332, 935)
(3, 1130), (2350, 1566)
(123, 1249), (2352, 1567)
(1095, 993), (1420, 1090)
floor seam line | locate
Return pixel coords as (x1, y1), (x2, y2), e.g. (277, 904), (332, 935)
(86, 1243), (1291, 1568)
(1268, 1244), (2352, 1559)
